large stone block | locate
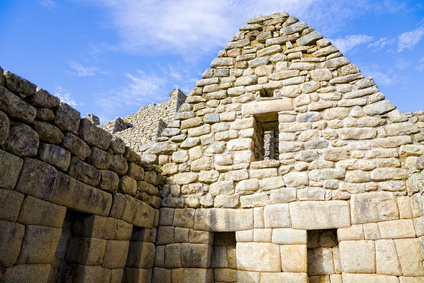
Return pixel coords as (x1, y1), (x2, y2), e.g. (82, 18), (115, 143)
(242, 99), (293, 116)
(152, 267), (172, 283)
(378, 219), (416, 239)
(30, 87), (60, 108)
(54, 102), (81, 134)
(17, 225), (62, 264)
(289, 201), (350, 229)
(62, 132), (91, 160)
(260, 272), (308, 283)
(33, 120), (64, 144)
(272, 228), (307, 245)
(264, 204), (291, 228)
(171, 268), (212, 283)
(280, 245), (307, 272)
(0, 220), (25, 266)
(88, 146), (112, 170)
(1, 264), (52, 283)
(67, 236), (106, 265)
(342, 273), (400, 283)
(339, 240), (375, 273)
(376, 239), (402, 276)
(4, 71), (36, 95)
(237, 243), (281, 272)
(67, 156), (101, 186)
(395, 239), (424, 276)
(283, 172), (308, 187)
(39, 143), (71, 171)
(5, 124), (39, 157)
(18, 196), (66, 228)
(0, 85), (36, 123)
(0, 189), (24, 221)
(351, 192), (399, 224)
(0, 149), (23, 190)
(79, 118), (112, 150)
(174, 208), (195, 228)
(194, 208), (253, 231)
(181, 243), (211, 268)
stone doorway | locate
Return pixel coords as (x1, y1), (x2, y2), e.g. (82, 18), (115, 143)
(212, 232), (237, 283)
(307, 229), (341, 282)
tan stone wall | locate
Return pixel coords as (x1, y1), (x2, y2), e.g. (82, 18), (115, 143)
(0, 69), (160, 282)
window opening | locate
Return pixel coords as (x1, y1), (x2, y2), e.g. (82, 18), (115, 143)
(212, 232), (237, 283)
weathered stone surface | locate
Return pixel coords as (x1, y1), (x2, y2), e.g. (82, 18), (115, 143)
(102, 240), (130, 269)
(338, 128), (377, 139)
(18, 196), (66, 228)
(249, 56), (270, 68)
(342, 273), (399, 283)
(79, 118), (112, 150)
(119, 175), (137, 195)
(242, 99), (293, 116)
(283, 172), (308, 187)
(4, 71), (36, 95)
(210, 57), (235, 67)
(68, 156), (101, 186)
(55, 102), (81, 134)
(297, 30), (322, 46)
(257, 45), (282, 57)
(109, 154), (128, 175)
(6, 123), (39, 157)
(386, 122), (420, 136)
(0, 220), (25, 265)
(264, 204), (291, 228)
(181, 243), (210, 268)
(280, 245), (307, 272)
(30, 87), (60, 108)
(378, 219), (416, 239)
(280, 21), (308, 34)
(0, 85), (36, 122)
(33, 120), (64, 144)
(376, 239), (402, 276)
(126, 242), (155, 269)
(363, 100), (396, 115)
(339, 240), (375, 273)
(171, 268), (212, 283)
(308, 247), (335, 275)
(290, 201), (350, 229)
(39, 143), (71, 171)
(310, 69), (332, 81)
(351, 192), (399, 224)
(0, 149), (23, 190)
(395, 239), (424, 276)
(17, 225), (62, 264)
(272, 228), (306, 244)
(173, 172), (198, 185)
(237, 243), (281, 271)
(194, 208), (253, 231)
(1, 264), (52, 283)
(0, 189), (24, 221)
(62, 132), (91, 160)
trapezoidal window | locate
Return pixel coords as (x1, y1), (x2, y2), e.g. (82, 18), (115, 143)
(253, 112), (279, 161)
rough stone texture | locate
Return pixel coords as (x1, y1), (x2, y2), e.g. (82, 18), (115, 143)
(237, 243), (281, 272)
(6, 123), (39, 157)
(351, 192), (399, 224)
(54, 102), (81, 134)
(0, 149), (23, 190)
(339, 240), (376, 273)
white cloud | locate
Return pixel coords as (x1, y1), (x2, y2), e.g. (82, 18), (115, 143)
(368, 37), (396, 49)
(53, 87), (78, 106)
(68, 61), (105, 77)
(398, 25), (424, 52)
(330, 34), (373, 54)
(40, 0), (57, 10)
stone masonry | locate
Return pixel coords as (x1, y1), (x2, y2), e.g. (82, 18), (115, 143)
(2, 11), (424, 283)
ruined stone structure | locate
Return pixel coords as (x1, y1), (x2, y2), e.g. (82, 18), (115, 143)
(1, 11), (424, 283)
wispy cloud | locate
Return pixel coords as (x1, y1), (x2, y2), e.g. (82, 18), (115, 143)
(368, 37), (396, 49)
(68, 60), (105, 77)
(39, 0), (57, 10)
(330, 34), (373, 54)
(54, 87), (78, 106)
(398, 25), (424, 52)
(417, 58), (424, 71)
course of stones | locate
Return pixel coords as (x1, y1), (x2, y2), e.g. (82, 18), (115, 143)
(1, 11), (424, 283)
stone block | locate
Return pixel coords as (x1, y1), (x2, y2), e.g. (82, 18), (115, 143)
(6, 123), (39, 157)
(126, 241), (155, 269)
(39, 143), (71, 171)
(0, 85), (36, 123)
(283, 172), (308, 187)
(115, 219), (133, 240)
(165, 244), (181, 268)
(395, 238), (424, 276)
(270, 188), (297, 203)
(376, 239), (402, 276)
(194, 208), (253, 231)
(1, 264), (52, 283)
(339, 240), (375, 273)
(363, 223), (381, 240)
(152, 268), (172, 283)
(378, 219), (416, 239)
(264, 204), (291, 228)
(0, 149), (23, 190)
(289, 201), (350, 229)
(236, 230), (253, 242)
(0, 189), (24, 222)
(351, 192), (399, 224)
(119, 176), (137, 196)
(79, 118), (112, 150)
(181, 243), (211, 268)
(342, 273), (400, 283)
(66, 236), (107, 265)
(173, 172), (198, 185)
(73, 215), (117, 239)
(99, 170), (119, 192)
(54, 102), (80, 134)
(237, 243), (281, 271)
(62, 132), (91, 160)
(272, 228), (307, 245)
(156, 226), (174, 245)
(242, 99), (293, 116)
(88, 147), (111, 170)
(0, 110), (9, 145)
(280, 244), (307, 272)
(18, 196), (66, 228)
(68, 156), (100, 186)
(0, 220), (25, 266)
(240, 193), (269, 208)
(235, 179), (259, 194)
(17, 225), (62, 264)
(174, 208), (195, 228)
(260, 272), (308, 283)
(171, 268), (212, 283)
(33, 120), (64, 144)
(308, 247), (335, 275)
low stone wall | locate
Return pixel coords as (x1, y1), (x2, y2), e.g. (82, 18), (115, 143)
(0, 69), (161, 282)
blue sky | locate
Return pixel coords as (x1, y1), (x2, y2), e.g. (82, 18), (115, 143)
(1, 0), (424, 123)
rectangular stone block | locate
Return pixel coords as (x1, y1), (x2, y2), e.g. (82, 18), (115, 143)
(173, 208), (195, 228)
(0, 220), (25, 266)
(181, 243), (211, 268)
(378, 219), (416, 239)
(165, 244), (181, 268)
(237, 243), (281, 272)
(1, 264), (52, 283)
(289, 201), (350, 229)
(280, 244), (307, 272)
(171, 268), (212, 283)
(242, 99), (293, 116)
(0, 149), (23, 190)
(126, 241), (155, 269)
(342, 273), (400, 283)
(376, 239), (401, 276)
(194, 208), (253, 231)
(103, 240), (130, 269)
(395, 238), (424, 276)
(152, 267), (171, 283)
(0, 188), (24, 221)
(272, 228), (307, 245)
(66, 236), (106, 265)
(263, 203), (291, 228)
(337, 224), (364, 241)
(17, 225), (62, 264)
(260, 272), (308, 283)
(339, 240), (375, 273)
(17, 196), (66, 228)
(351, 192), (399, 224)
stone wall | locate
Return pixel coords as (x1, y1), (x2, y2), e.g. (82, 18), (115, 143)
(146, 12), (424, 282)
(100, 89), (186, 156)
(0, 69), (161, 282)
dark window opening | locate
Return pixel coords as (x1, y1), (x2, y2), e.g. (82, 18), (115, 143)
(212, 232), (237, 283)
(307, 229), (340, 282)
(253, 113), (279, 161)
